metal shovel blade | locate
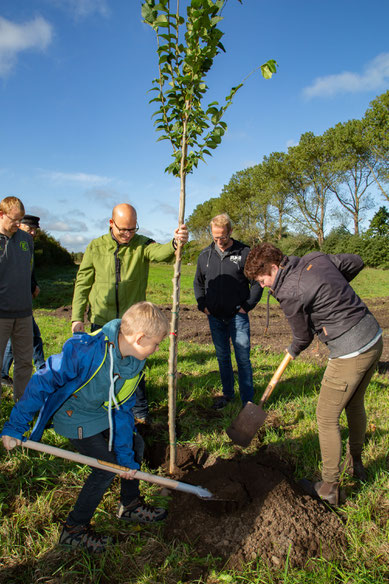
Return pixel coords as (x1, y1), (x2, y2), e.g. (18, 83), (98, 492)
(226, 352), (293, 447)
(226, 402), (267, 447)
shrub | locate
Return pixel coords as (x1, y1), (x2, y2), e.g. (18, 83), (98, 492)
(34, 230), (73, 268)
(322, 234), (389, 268)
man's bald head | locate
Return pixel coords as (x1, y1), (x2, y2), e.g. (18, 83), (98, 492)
(110, 204), (138, 244)
(112, 204), (137, 223)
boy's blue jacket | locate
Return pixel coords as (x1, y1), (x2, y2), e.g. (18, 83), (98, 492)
(1, 330), (142, 469)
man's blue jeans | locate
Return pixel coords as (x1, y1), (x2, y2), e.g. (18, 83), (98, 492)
(1, 317), (45, 377)
(208, 312), (254, 404)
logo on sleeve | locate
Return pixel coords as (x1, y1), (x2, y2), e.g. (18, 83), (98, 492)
(20, 241), (29, 251)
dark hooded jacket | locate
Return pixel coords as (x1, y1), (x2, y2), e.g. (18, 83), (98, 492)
(271, 252), (379, 358)
(194, 239), (262, 318)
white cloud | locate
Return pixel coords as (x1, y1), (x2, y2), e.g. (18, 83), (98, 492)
(85, 187), (122, 209)
(41, 169), (112, 186)
(286, 139), (298, 149)
(0, 16), (53, 77)
(47, 219), (88, 232)
(152, 200), (179, 220)
(47, 0), (109, 20)
(59, 233), (91, 252)
(138, 227), (156, 238)
(303, 52), (389, 99)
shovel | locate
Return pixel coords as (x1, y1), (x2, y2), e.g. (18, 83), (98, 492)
(8, 439), (213, 500)
(226, 352), (293, 447)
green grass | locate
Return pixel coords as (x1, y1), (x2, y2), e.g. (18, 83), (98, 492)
(1, 262), (387, 582)
(34, 262), (389, 308)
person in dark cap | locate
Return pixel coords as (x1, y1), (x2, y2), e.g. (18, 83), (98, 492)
(1, 214), (45, 387)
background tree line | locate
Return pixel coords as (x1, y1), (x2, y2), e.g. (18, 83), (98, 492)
(186, 90), (389, 267)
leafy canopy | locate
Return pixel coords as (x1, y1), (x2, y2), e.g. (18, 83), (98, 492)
(142, 0), (277, 176)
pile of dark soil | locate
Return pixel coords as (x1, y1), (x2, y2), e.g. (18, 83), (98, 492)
(159, 447), (346, 570)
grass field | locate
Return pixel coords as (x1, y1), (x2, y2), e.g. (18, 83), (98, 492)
(0, 263), (388, 583)
(32, 262), (389, 308)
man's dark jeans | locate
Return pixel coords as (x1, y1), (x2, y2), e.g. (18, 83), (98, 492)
(90, 323), (148, 419)
(1, 317), (45, 377)
(66, 430), (143, 526)
(208, 312), (254, 405)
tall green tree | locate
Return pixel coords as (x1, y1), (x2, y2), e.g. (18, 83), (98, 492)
(363, 90), (389, 201)
(287, 132), (339, 247)
(261, 151), (293, 240)
(324, 120), (376, 235)
(142, 0), (276, 470)
(366, 206), (389, 236)
(218, 167), (267, 245)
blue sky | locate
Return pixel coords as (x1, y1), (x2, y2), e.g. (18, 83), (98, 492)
(1, 0), (388, 252)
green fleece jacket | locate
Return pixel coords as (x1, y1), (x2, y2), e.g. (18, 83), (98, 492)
(72, 230), (175, 325)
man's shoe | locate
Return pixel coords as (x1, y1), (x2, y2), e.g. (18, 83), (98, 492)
(212, 395), (234, 410)
(117, 496), (167, 523)
(1, 375), (13, 386)
(299, 478), (340, 506)
(340, 448), (367, 482)
(59, 522), (110, 553)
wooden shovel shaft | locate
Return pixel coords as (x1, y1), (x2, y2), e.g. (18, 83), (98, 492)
(259, 352), (293, 407)
(10, 439), (213, 499)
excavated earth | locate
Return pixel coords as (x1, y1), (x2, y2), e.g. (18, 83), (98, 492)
(158, 447), (347, 570)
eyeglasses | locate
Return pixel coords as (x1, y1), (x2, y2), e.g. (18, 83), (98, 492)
(4, 214), (22, 225)
(112, 218), (139, 234)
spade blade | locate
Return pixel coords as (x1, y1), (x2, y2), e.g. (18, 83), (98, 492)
(226, 402), (267, 447)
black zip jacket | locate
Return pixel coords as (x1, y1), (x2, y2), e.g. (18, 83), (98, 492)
(271, 252), (370, 357)
(194, 239), (263, 318)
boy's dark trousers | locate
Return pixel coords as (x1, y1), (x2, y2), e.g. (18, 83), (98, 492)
(66, 429), (144, 526)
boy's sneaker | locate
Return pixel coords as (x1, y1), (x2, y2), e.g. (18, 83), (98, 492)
(59, 522), (110, 553)
(117, 496), (167, 523)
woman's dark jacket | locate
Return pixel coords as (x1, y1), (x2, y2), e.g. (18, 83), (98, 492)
(271, 252), (376, 358)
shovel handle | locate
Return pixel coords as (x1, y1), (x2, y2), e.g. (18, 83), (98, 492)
(8, 438), (213, 499)
(259, 352), (293, 407)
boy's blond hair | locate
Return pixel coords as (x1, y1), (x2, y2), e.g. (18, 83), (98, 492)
(0, 196), (25, 214)
(120, 301), (169, 338)
(210, 213), (231, 231)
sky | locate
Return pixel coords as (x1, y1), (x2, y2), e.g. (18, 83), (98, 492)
(0, 0), (388, 252)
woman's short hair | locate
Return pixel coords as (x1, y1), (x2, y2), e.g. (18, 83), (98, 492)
(244, 243), (285, 280)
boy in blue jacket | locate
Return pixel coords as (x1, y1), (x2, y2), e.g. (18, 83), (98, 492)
(1, 301), (169, 553)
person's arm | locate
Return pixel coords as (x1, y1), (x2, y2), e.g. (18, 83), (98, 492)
(1, 339), (79, 443)
(279, 293), (314, 358)
(328, 253), (364, 282)
(143, 224), (189, 262)
(71, 244), (95, 330)
(193, 255), (207, 313)
(112, 398), (140, 470)
(241, 280), (263, 313)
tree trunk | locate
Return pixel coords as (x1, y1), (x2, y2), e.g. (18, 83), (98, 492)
(168, 112), (188, 474)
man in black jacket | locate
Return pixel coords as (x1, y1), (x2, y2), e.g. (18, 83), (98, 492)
(194, 214), (262, 409)
(244, 242), (383, 505)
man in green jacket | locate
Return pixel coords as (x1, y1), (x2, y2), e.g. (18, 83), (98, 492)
(71, 203), (188, 421)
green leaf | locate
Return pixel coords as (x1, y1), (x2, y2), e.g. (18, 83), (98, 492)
(261, 59), (278, 79)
